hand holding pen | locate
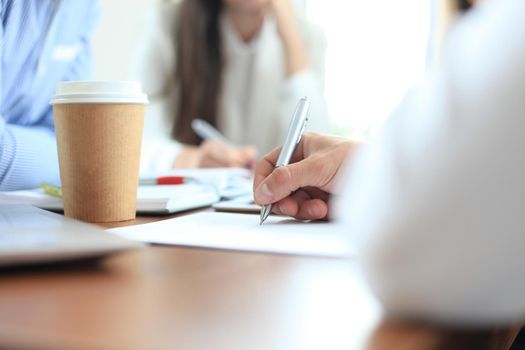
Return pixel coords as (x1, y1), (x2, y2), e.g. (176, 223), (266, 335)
(191, 119), (257, 168)
(257, 97), (310, 224)
(254, 98), (357, 223)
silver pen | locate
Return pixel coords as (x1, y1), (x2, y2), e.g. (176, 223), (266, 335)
(260, 97), (310, 225)
(191, 119), (234, 147)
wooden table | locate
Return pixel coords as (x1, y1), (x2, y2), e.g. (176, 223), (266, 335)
(0, 214), (519, 349)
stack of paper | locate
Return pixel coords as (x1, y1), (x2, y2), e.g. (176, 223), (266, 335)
(0, 184), (220, 215)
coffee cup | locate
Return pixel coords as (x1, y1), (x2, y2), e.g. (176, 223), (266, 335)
(51, 81), (148, 223)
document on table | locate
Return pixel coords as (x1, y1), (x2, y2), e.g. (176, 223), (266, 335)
(109, 212), (353, 257)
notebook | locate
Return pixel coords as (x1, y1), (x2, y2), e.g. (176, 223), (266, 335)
(0, 184), (220, 215)
(141, 168), (253, 199)
(212, 195), (260, 213)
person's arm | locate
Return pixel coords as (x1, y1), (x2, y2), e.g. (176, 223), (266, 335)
(256, 0), (525, 325)
(272, 0), (308, 77)
(344, 0), (525, 325)
(0, 3), (99, 191)
(174, 140), (257, 169)
(271, 0), (330, 136)
(0, 119), (60, 190)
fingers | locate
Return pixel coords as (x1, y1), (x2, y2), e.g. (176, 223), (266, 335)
(253, 146), (283, 191)
(253, 140), (307, 191)
(253, 133), (356, 205)
(254, 156), (327, 205)
(199, 140), (258, 168)
(296, 199), (329, 220)
(240, 145), (258, 169)
(252, 132), (355, 222)
(272, 190), (329, 220)
(199, 143), (237, 167)
(253, 132), (330, 192)
(241, 145), (258, 159)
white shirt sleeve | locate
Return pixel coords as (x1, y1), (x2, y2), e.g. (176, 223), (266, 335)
(132, 4), (183, 175)
(132, 4), (176, 98)
(337, 0), (525, 325)
(139, 98), (182, 177)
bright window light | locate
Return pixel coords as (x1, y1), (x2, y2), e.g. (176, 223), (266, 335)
(305, 1), (432, 137)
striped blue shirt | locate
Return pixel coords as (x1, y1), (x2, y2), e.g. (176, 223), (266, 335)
(0, 0), (99, 190)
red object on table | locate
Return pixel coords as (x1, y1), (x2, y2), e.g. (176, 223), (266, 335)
(139, 176), (188, 186)
(157, 176), (185, 185)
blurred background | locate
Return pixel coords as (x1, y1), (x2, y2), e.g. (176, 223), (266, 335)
(92, 0), (432, 138)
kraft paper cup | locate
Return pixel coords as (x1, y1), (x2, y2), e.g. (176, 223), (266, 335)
(51, 81), (148, 223)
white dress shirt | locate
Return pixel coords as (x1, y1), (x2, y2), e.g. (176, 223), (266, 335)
(337, 0), (525, 325)
(135, 2), (328, 174)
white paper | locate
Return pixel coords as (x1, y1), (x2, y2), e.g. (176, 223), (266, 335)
(109, 212), (353, 257)
(135, 184), (220, 213)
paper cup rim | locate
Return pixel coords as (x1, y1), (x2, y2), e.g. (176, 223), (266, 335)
(50, 80), (149, 105)
(51, 94), (149, 105)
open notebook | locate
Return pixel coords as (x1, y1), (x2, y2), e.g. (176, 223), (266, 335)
(0, 184), (220, 215)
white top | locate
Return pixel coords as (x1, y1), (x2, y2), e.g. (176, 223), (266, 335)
(135, 2), (329, 174)
(51, 81), (148, 105)
(337, 0), (525, 325)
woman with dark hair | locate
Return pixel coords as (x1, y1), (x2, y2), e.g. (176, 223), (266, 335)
(137, 0), (328, 172)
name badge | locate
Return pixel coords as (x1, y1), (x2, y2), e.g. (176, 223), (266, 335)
(51, 44), (81, 62)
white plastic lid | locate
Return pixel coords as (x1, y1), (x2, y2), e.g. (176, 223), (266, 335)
(50, 81), (149, 105)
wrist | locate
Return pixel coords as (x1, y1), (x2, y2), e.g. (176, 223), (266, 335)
(173, 146), (201, 168)
(271, 1), (309, 76)
(274, 10), (301, 47)
(280, 25), (309, 76)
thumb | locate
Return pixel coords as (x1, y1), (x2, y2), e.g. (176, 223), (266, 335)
(254, 158), (325, 205)
(240, 145), (258, 160)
